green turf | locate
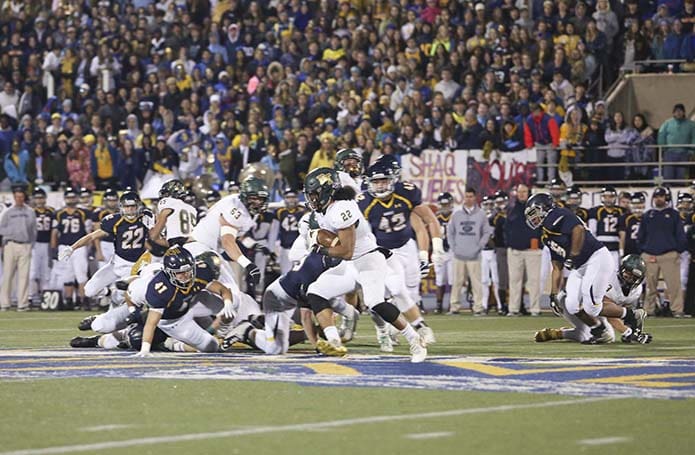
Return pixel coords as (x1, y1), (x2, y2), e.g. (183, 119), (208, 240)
(0, 311), (694, 454)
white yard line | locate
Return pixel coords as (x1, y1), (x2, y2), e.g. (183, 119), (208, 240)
(577, 436), (632, 446)
(404, 432), (454, 440)
(80, 424), (135, 433)
(0, 397), (618, 455)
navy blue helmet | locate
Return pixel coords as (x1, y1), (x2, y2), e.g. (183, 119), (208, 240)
(524, 192), (555, 229)
(164, 246), (196, 289)
(366, 161), (397, 198)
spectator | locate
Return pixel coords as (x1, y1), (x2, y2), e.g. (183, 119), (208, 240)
(447, 187), (493, 315)
(66, 137), (92, 190)
(604, 111), (634, 180)
(26, 142), (52, 186)
(627, 113), (656, 179)
(91, 133), (119, 190)
(309, 136), (335, 171)
(116, 139), (139, 190)
(3, 139), (29, 187)
(638, 186), (688, 317)
(558, 106), (587, 184)
(524, 102), (560, 183)
(0, 82), (18, 114)
(499, 119), (526, 152)
(658, 103), (695, 181)
(0, 187), (36, 312)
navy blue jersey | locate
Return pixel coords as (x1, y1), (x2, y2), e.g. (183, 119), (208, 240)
(541, 208), (604, 267)
(275, 207), (307, 249)
(436, 213), (451, 252)
(100, 213), (149, 262)
(145, 261), (216, 320)
(358, 181), (422, 249)
(574, 207), (589, 223)
(619, 212), (642, 256)
(34, 207), (55, 243)
(279, 252), (336, 299)
(492, 211), (506, 248)
(589, 205), (624, 251)
(93, 207), (117, 223)
(53, 208), (89, 245)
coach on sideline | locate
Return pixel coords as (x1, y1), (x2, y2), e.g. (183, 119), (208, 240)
(0, 186), (36, 311)
(504, 184), (542, 316)
(638, 186), (688, 317)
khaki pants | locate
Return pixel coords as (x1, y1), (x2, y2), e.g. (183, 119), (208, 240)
(1, 242), (32, 310)
(450, 257), (482, 313)
(643, 251), (683, 314)
(507, 248), (542, 314)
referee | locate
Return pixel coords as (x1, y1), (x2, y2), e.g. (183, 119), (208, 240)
(0, 186), (37, 311)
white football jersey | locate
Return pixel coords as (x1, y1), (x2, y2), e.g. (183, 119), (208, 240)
(338, 171), (363, 195)
(158, 197), (198, 241)
(605, 273), (642, 306)
(316, 200), (377, 260)
(191, 194), (256, 250)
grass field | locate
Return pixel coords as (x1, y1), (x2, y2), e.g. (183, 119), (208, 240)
(1, 311), (694, 455)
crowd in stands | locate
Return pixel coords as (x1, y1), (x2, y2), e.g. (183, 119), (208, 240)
(1, 0), (695, 197)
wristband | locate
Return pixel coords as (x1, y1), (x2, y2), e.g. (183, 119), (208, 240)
(431, 237), (444, 253)
(419, 250), (429, 262)
(224, 298), (233, 307)
(220, 225), (238, 237)
(140, 341), (151, 354)
(237, 255), (252, 268)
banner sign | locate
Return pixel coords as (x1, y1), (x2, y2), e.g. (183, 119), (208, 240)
(402, 148), (537, 203)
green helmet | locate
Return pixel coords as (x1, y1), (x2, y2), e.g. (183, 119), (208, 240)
(159, 179), (187, 200)
(618, 254), (646, 289)
(196, 251), (222, 281)
(334, 148), (363, 178)
(239, 176), (269, 216)
(304, 167), (340, 213)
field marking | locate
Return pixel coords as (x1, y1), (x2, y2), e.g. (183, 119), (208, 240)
(436, 361), (641, 376)
(577, 436), (632, 446)
(404, 432), (454, 440)
(302, 363), (361, 376)
(578, 372), (695, 388)
(81, 424), (134, 432)
(0, 397), (618, 455)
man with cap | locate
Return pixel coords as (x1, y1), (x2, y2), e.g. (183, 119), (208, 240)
(657, 103), (695, 181)
(638, 186), (688, 317)
(0, 186), (37, 311)
(524, 102), (560, 183)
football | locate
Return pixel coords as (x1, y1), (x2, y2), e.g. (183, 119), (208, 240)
(317, 229), (340, 248)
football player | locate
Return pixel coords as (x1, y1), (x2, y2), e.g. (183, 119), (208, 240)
(565, 185), (588, 222)
(481, 195), (502, 314)
(186, 176), (268, 292)
(335, 148), (364, 193)
(492, 190), (509, 315)
(535, 255), (652, 344)
(433, 192), (454, 314)
(133, 247), (236, 356)
(30, 188), (54, 301)
(304, 167), (428, 362)
(51, 187), (91, 310)
(246, 203), (275, 296)
(619, 192), (645, 257)
(272, 188), (307, 274)
(588, 186), (625, 267)
(526, 192), (615, 343)
(79, 187), (96, 214)
(148, 180), (199, 256)
(62, 191), (152, 333)
(547, 178), (566, 207)
(93, 188), (120, 268)
(677, 192), (694, 294)
(359, 161), (442, 343)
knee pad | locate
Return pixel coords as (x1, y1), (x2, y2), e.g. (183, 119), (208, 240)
(308, 294), (332, 314)
(372, 301), (400, 324)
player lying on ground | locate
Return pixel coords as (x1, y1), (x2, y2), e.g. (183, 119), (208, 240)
(535, 254), (652, 344)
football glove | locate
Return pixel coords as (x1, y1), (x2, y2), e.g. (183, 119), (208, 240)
(563, 257), (574, 270)
(419, 260), (431, 278)
(549, 292), (564, 317)
(58, 246), (73, 261)
(245, 263), (261, 286)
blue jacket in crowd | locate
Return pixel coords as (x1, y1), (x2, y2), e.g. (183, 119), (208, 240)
(637, 207), (686, 255)
(3, 149), (30, 185)
(504, 200), (541, 250)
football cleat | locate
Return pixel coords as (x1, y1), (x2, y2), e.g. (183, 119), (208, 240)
(339, 306), (359, 343)
(409, 336), (428, 363)
(417, 325), (436, 345)
(534, 328), (563, 342)
(376, 327), (394, 353)
(316, 339), (348, 357)
(78, 315), (97, 331)
(635, 331), (653, 344)
(70, 335), (100, 348)
(388, 324), (400, 346)
(221, 321), (254, 350)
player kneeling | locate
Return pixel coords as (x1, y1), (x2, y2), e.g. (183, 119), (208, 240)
(535, 254), (652, 344)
